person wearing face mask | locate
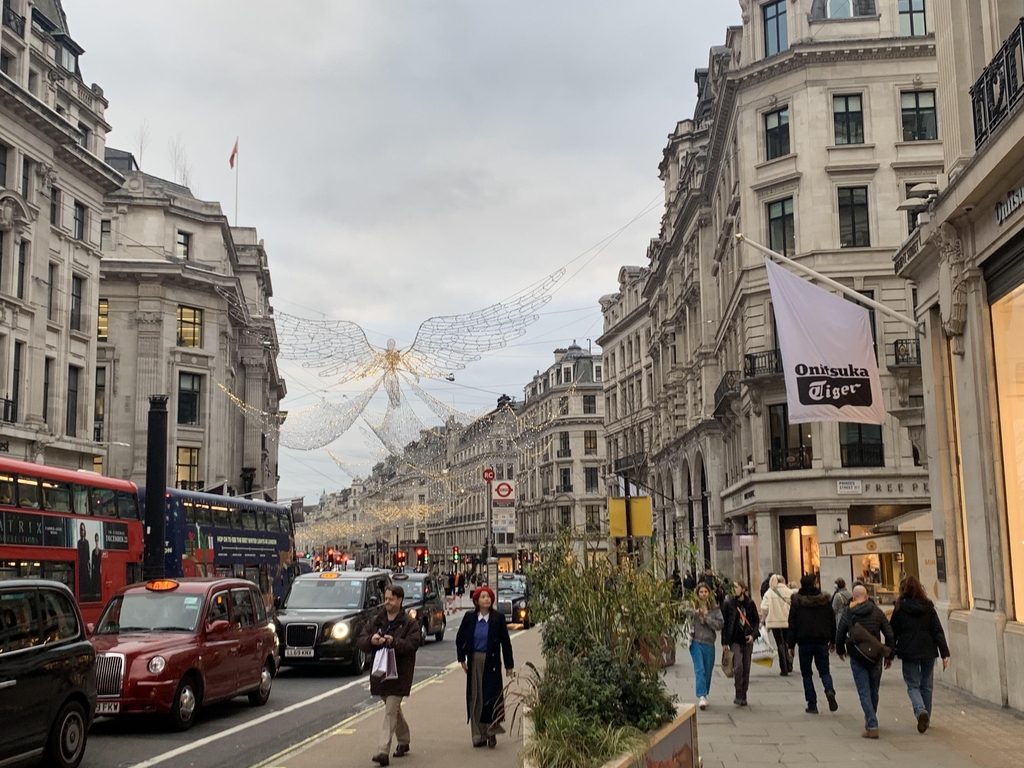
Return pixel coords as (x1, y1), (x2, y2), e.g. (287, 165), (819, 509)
(456, 586), (515, 748)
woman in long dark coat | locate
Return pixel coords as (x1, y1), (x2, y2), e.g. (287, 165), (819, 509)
(455, 586), (515, 748)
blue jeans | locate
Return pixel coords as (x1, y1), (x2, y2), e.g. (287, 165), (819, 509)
(689, 641), (716, 698)
(798, 642), (834, 707)
(902, 657), (935, 717)
(850, 657), (883, 729)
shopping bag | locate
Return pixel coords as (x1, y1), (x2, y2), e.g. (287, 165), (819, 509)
(371, 647), (399, 680)
(721, 645), (734, 678)
(752, 634), (776, 668)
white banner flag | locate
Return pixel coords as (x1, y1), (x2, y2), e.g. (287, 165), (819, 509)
(765, 259), (884, 425)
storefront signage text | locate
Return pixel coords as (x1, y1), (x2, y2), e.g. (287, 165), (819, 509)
(996, 183), (1024, 225)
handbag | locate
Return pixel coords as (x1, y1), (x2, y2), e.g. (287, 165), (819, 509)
(850, 622), (891, 664)
(751, 634), (776, 667)
(371, 647), (399, 680)
(721, 645), (734, 678)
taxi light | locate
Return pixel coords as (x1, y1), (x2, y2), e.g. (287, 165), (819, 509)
(145, 579), (180, 592)
(319, 572), (339, 579)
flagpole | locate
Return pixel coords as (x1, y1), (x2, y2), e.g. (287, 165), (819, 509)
(234, 138), (239, 227)
(735, 234), (923, 333)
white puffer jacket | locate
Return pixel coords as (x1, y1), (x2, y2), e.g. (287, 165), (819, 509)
(760, 574), (794, 629)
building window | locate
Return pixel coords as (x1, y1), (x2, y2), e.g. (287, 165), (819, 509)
(100, 220), (111, 250)
(97, 298), (108, 341)
(583, 395), (597, 414)
(594, 364), (602, 382)
(905, 183), (922, 233)
(57, 46), (76, 72)
(15, 240), (26, 299)
(901, 91), (938, 141)
(558, 431), (570, 457)
(833, 94), (864, 145)
(765, 107), (790, 161)
(94, 367), (106, 442)
(899, 0), (926, 37)
(72, 201), (85, 240)
(845, 289), (878, 358)
(11, 341), (23, 423)
(0, 52), (9, 77)
(77, 123), (90, 152)
(49, 187), (59, 226)
(42, 358), (51, 425)
(839, 423), (884, 467)
(176, 305), (203, 348)
(585, 467), (600, 494)
(763, 1), (788, 57)
(70, 275), (83, 331)
(584, 430), (598, 456)
(585, 504), (601, 534)
(178, 372), (201, 426)
(66, 365), (80, 437)
(176, 447), (201, 491)
(558, 396), (568, 415)
(20, 156), (30, 197)
(176, 231), (191, 260)
(768, 197), (795, 256)
(0, 143), (7, 188)
(838, 187), (870, 248)
(559, 506), (572, 529)
(47, 263), (56, 320)
(768, 403), (812, 471)
(559, 467), (572, 492)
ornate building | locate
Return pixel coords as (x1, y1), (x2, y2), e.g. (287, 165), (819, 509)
(98, 149), (285, 498)
(0, 0), (123, 468)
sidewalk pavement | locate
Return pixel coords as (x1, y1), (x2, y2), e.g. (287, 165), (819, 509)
(249, 623), (544, 768)
(666, 642), (1024, 768)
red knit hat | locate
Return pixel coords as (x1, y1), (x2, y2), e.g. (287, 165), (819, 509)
(471, 586), (495, 605)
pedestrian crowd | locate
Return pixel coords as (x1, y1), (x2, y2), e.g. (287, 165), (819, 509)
(680, 569), (950, 740)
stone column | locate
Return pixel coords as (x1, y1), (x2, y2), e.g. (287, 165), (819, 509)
(816, 506), (852, 590)
(241, 355), (266, 490)
(133, 310), (165, 480)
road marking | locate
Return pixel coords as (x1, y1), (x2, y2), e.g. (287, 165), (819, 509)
(128, 675), (373, 768)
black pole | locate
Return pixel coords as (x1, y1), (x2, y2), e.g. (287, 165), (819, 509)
(624, 467), (633, 559)
(143, 395), (168, 580)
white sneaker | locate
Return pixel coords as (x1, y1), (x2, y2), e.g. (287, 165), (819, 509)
(698, 696), (708, 710)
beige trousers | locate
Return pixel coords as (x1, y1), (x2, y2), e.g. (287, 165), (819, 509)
(378, 695), (410, 755)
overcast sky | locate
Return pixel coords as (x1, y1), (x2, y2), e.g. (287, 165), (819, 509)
(70, 1), (740, 502)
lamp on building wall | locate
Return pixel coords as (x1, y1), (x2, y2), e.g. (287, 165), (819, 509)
(833, 517), (850, 538)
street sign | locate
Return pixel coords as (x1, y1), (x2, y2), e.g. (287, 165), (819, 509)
(482, 468), (496, 483)
(492, 480), (515, 508)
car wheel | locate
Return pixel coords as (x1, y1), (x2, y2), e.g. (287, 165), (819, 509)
(348, 647), (368, 676)
(44, 699), (88, 768)
(434, 617), (446, 642)
(248, 660), (274, 706)
(419, 621), (427, 646)
(169, 675), (199, 731)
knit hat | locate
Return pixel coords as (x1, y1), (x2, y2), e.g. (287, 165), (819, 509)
(800, 574), (817, 589)
(471, 586), (495, 605)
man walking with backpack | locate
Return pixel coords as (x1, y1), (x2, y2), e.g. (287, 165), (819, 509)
(787, 574), (838, 714)
(836, 585), (895, 739)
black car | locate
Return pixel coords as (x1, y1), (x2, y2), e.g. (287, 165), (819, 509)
(390, 573), (446, 645)
(496, 573), (532, 628)
(273, 570), (391, 673)
(0, 580), (96, 768)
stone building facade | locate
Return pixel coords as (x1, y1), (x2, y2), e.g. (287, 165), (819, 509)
(0, 0), (123, 468)
(628, 1), (941, 593)
(517, 344), (607, 559)
(892, 0), (1024, 711)
(98, 150), (285, 498)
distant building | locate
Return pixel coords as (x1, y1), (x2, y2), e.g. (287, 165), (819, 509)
(99, 149), (285, 498)
(0, 0), (123, 468)
(517, 344), (606, 560)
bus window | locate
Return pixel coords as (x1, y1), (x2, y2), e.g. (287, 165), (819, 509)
(195, 503), (212, 525)
(92, 488), (117, 518)
(117, 491), (140, 520)
(42, 562), (74, 589)
(72, 486), (90, 516)
(281, 514), (293, 535)
(41, 481), (72, 513)
(212, 505), (232, 528)
(255, 510), (268, 531)
(266, 512), (281, 532)
(0, 474), (12, 506)
(244, 566), (260, 586)
(240, 507), (257, 530)
(16, 477), (41, 509)
(184, 500), (196, 524)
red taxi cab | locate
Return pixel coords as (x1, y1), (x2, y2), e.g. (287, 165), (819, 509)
(89, 578), (279, 730)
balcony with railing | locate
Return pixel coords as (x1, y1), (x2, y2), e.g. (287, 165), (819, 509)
(3, 6), (25, 37)
(971, 18), (1024, 149)
(556, 448), (572, 458)
(176, 480), (205, 491)
(555, 484), (573, 494)
(713, 370), (741, 413)
(1, 397), (15, 423)
(841, 443), (885, 468)
(744, 350), (783, 379)
(768, 446), (813, 472)
(892, 338), (921, 367)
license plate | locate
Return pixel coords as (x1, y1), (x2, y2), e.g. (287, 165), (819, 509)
(95, 701), (120, 715)
(285, 648), (314, 658)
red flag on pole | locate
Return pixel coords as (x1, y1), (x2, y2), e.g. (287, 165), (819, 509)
(229, 138), (238, 169)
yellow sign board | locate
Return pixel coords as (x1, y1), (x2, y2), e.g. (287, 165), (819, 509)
(608, 496), (653, 537)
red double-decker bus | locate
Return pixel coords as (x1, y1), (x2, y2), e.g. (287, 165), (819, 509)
(0, 457), (143, 622)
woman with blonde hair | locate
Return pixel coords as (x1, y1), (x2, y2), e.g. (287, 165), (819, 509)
(684, 582), (724, 710)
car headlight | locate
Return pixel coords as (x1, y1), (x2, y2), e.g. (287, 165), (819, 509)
(516, 600), (526, 609)
(147, 656), (167, 675)
(407, 608), (418, 620)
(331, 622), (351, 641)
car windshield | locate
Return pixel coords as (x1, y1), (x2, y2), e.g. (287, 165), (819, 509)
(283, 579), (365, 609)
(95, 592), (205, 634)
(399, 581), (423, 600)
(498, 576), (527, 594)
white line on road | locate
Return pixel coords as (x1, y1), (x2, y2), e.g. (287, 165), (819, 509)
(128, 675), (372, 768)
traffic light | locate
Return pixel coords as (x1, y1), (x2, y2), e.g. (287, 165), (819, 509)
(452, 546), (459, 562)
(305, 552), (312, 560)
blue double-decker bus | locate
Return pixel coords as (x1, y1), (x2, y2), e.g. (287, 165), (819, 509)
(141, 488), (299, 612)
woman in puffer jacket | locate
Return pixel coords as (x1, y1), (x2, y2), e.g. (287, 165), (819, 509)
(760, 573), (794, 675)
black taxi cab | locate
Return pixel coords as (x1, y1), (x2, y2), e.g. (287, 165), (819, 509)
(273, 569), (391, 672)
(90, 578), (279, 730)
(390, 572), (446, 644)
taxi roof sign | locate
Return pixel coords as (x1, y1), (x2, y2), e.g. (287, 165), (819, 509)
(145, 579), (180, 591)
(319, 572), (340, 579)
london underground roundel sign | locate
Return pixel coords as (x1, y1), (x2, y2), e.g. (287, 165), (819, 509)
(494, 481), (513, 499)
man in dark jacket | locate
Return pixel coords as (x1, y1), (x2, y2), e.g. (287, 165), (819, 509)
(721, 581), (760, 706)
(786, 574), (838, 714)
(836, 585), (895, 739)
(357, 584), (421, 766)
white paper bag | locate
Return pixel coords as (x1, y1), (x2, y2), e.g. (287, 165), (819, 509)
(371, 647), (398, 680)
